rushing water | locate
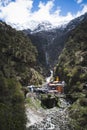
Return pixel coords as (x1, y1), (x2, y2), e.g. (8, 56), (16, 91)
(26, 98), (74, 130)
(46, 70), (53, 83)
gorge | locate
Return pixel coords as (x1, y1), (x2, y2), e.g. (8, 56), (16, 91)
(0, 12), (87, 130)
(23, 12), (87, 130)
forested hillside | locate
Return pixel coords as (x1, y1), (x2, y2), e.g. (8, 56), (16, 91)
(0, 21), (44, 130)
(55, 19), (87, 130)
(0, 21), (44, 85)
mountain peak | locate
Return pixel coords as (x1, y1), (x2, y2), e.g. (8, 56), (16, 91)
(33, 21), (53, 32)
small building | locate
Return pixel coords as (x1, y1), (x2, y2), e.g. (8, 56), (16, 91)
(48, 81), (64, 93)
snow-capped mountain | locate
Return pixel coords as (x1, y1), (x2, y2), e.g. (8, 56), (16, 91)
(23, 13), (87, 67)
(8, 20), (39, 31)
(32, 12), (87, 33)
(7, 20), (56, 32)
(32, 21), (54, 33)
(23, 21), (61, 33)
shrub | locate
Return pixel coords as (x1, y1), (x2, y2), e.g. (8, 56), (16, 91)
(0, 76), (26, 130)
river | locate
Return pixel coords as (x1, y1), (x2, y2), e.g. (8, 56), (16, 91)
(26, 70), (74, 130)
(26, 97), (74, 130)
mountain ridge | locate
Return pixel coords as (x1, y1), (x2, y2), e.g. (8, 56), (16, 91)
(24, 13), (87, 68)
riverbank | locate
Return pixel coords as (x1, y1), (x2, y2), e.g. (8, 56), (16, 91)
(26, 96), (74, 130)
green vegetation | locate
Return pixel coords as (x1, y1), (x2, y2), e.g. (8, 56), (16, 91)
(25, 96), (41, 109)
(55, 19), (87, 92)
(69, 98), (87, 130)
(0, 21), (44, 130)
(0, 72), (26, 130)
(25, 94), (60, 109)
(0, 21), (44, 86)
(55, 19), (87, 129)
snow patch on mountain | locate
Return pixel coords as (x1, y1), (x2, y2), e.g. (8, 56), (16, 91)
(21, 13), (87, 34)
(7, 19), (70, 32)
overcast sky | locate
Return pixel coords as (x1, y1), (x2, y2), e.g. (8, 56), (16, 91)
(0, 0), (87, 30)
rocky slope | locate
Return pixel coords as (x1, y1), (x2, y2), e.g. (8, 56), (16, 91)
(26, 97), (74, 130)
(55, 16), (87, 130)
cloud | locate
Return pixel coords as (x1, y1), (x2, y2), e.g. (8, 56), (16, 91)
(76, 0), (83, 4)
(0, 0), (87, 30)
(76, 4), (87, 16)
(0, 0), (33, 23)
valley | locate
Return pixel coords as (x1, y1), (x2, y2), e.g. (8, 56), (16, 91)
(0, 12), (87, 130)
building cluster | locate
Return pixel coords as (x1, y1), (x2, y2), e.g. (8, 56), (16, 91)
(27, 76), (65, 94)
